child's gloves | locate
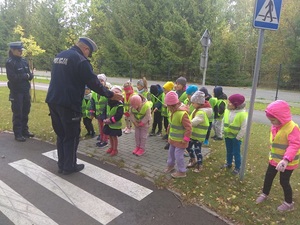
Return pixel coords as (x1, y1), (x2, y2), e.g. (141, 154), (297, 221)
(138, 122), (144, 127)
(103, 118), (111, 124)
(276, 159), (288, 172)
(124, 112), (130, 117)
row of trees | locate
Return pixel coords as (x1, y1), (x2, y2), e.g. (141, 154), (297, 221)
(0, 0), (299, 88)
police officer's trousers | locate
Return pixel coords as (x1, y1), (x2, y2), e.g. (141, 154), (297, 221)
(48, 103), (81, 171)
(10, 91), (31, 137)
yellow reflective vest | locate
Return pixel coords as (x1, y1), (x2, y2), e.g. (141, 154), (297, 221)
(223, 110), (248, 139)
(107, 104), (123, 129)
(169, 110), (187, 141)
(269, 121), (300, 167)
(189, 109), (209, 142)
(131, 101), (152, 121)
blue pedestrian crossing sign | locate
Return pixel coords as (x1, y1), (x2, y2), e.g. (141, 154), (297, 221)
(253, 0), (283, 30)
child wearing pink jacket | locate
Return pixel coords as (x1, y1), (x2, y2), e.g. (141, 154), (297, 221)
(129, 94), (152, 156)
(256, 100), (300, 212)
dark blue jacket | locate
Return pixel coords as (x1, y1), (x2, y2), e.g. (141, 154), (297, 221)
(46, 45), (113, 112)
(6, 55), (33, 93)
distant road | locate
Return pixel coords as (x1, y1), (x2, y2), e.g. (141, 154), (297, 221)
(1, 71), (300, 125)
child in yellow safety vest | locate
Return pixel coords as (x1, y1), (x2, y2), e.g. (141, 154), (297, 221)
(175, 76), (187, 103)
(102, 86), (124, 157)
(136, 77), (151, 101)
(162, 81), (175, 149)
(82, 86), (95, 137)
(90, 74), (109, 148)
(221, 94), (247, 175)
(122, 81), (135, 134)
(256, 100), (300, 212)
(212, 86), (227, 140)
(149, 84), (164, 136)
(163, 91), (192, 178)
(186, 91), (212, 172)
(199, 87), (214, 146)
(129, 94), (152, 156)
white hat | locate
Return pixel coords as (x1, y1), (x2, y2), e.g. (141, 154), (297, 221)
(111, 85), (122, 94)
(191, 91), (205, 104)
(97, 73), (107, 82)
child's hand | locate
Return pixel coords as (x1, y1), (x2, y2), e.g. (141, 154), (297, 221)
(103, 118), (111, 124)
(276, 159), (288, 172)
(124, 112), (130, 117)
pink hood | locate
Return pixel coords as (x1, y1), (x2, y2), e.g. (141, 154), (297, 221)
(266, 100), (300, 170)
(265, 100), (291, 126)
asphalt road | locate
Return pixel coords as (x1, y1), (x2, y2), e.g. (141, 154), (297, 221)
(0, 132), (229, 225)
(2, 77), (300, 125)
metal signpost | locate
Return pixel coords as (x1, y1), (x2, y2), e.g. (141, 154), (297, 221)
(200, 29), (211, 85)
(239, 0), (282, 180)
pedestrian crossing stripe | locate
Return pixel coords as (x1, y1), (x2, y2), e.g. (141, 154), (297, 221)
(0, 179), (59, 225)
(9, 159), (122, 225)
(255, 0), (278, 24)
(43, 150), (153, 201)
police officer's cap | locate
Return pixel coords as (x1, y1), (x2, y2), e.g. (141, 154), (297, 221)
(79, 37), (98, 53)
(8, 41), (24, 50)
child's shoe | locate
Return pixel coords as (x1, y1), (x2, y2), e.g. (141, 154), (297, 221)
(135, 148), (145, 156)
(232, 168), (240, 175)
(132, 147), (140, 155)
(149, 131), (155, 136)
(164, 166), (175, 173)
(277, 201), (294, 212)
(164, 143), (170, 150)
(220, 163), (232, 169)
(256, 193), (268, 204)
(110, 149), (118, 157)
(124, 128), (131, 134)
(203, 139), (209, 146)
(97, 142), (108, 148)
(193, 165), (203, 173)
(184, 150), (189, 157)
(186, 158), (197, 168)
(162, 134), (168, 140)
(106, 148), (113, 154)
(171, 171), (186, 178)
(156, 131), (162, 136)
(96, 135), (101, 140)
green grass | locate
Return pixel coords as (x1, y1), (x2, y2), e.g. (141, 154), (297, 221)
(1, 86), (300, 224)
(170, 125), (300, 224)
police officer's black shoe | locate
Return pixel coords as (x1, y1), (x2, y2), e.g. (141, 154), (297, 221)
(62, 164), (85, 175)
(23, 131), (35, 138)
(15, 136), (26, 142)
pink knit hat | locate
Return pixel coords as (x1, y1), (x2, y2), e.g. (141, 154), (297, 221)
(228, 94), (245, 108)
(130, 94), (142, 109)
(165, 91), (179, 105)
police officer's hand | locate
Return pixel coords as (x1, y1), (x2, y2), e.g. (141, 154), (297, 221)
(27, 73), (34, 81)
(110, 92), (123, 101)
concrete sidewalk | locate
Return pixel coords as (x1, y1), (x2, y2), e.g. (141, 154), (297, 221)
(78, 131), (210, 181)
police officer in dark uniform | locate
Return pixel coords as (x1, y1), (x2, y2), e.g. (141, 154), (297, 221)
(46, 37), (123, 175)
(6, 42), (34, 142)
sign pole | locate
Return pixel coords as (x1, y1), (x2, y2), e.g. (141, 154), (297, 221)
(200, 29), (211, 86)
(239, 29), (265, 180)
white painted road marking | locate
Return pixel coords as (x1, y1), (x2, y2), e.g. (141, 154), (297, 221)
(9, 159), (122, 225)
(0, 180), (58, 225)
(43, 150), (153, 201)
